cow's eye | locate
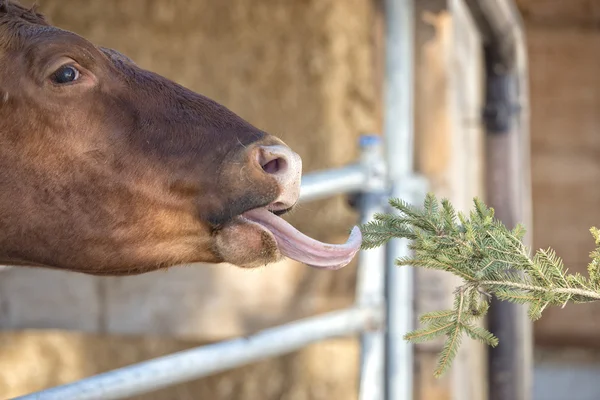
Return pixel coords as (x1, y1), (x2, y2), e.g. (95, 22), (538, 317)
(52, 65), (80, 84)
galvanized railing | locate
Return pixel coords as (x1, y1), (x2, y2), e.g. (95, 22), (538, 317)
(13, 0), (423, 398)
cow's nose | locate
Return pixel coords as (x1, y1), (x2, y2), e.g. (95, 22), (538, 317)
(255, 145), (302, 211)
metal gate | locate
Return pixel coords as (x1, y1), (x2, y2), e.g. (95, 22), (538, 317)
(15, 0), (423, 399)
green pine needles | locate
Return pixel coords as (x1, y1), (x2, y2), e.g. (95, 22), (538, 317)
(359, 193), (600, 378)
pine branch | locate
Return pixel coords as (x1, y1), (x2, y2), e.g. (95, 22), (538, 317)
(479, 280), (600, 301)
(359, 193), (600, 377)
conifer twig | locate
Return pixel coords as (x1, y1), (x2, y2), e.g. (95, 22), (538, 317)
(478, 281), (600, 300)
(359, 193), (600, 377)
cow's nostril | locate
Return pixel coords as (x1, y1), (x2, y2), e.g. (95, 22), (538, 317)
(257, 145), (293, 176)
(261, 157), (287, 175)
(254, 143), (302, 208)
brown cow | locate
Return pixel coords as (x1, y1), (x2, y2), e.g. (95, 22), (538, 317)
(0, 1), (361, 275)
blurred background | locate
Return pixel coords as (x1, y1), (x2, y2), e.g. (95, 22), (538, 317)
(0, 0), (599, 399)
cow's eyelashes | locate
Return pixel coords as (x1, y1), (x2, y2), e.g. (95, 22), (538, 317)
(51, 65), (81, 85)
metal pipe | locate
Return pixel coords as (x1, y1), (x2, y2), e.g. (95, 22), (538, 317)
(357, 194), (386, 400)
(383, 0), (417, 399)
(464, 1), (532, 399)
(15, 307), (383, 400)
(356, 135), (387, 400)
(299, 164), (367, 203)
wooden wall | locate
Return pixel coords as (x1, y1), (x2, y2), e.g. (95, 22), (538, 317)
(516, 0), (600, 347)
(413, 0), (487, 399)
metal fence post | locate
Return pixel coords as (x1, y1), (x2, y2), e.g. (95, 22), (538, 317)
(383, 1), (421, 400)
(356, 135), (388, 400)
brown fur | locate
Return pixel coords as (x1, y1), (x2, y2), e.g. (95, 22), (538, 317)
(0, 1), (294, 275)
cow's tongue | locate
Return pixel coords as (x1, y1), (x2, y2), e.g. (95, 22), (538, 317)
(243, 208), (362, 270)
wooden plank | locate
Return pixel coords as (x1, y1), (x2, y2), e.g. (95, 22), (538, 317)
(416, 352), (453, 400)
(527, 26), (600, 347)
(516, 0), (600, 27)
(413, 0), (487, 398)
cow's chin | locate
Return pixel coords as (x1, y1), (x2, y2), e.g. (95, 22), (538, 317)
(214, 211), (283, 269)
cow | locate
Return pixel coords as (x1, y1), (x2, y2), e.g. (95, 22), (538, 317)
(0, 1), (361, 276)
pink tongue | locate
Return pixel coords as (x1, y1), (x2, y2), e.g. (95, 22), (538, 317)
(243, 208), (362, 270)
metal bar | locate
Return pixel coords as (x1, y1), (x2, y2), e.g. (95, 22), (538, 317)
(356, 136), (387, 400)
(485, 131), (530, 400)
(357, 194), (386, 400)
(15, 307), (383, 400)
(383, 0), (417, 399)
(299, 164), (367, 203)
